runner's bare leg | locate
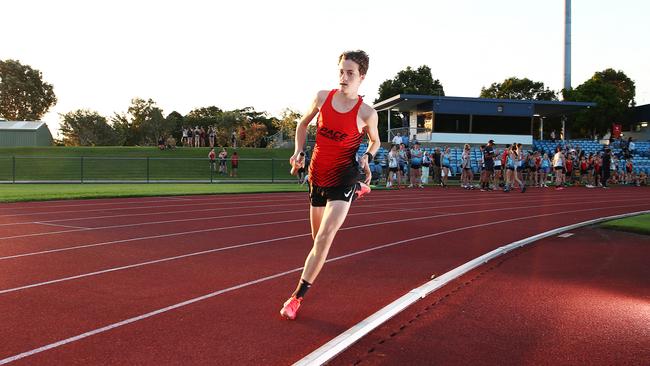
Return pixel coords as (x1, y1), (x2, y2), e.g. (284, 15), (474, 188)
(301, 201), (351, 283)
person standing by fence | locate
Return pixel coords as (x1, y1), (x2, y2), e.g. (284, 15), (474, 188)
(208, 148), (216, 173)
(218, 148), (228, 175)
(421, 150), (431, 185)
(230, 152), (239, 177)
(602, 148), (612, 188)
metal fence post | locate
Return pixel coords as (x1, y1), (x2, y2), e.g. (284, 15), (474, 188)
(80, 157), (84, 183)
(271, 158), (275, 183)
(210, 161), (214, 183)
(146, 157), (150, 183)
(12, 156), (16, 183)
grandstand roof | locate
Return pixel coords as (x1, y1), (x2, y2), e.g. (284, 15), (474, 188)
(631, 104), (650, 122)
(373, 95), (596, 117)
(0, 121), (47, 131)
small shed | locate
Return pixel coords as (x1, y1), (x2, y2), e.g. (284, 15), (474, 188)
(0, 121), (53, 146)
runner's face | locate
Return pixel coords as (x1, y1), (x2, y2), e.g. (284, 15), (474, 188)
(339, 59), (364, 93)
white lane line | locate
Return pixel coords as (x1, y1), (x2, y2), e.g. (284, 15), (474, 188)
(0, 201), (644, 294)
(1, 205), (646, 365)
(0, 193), (545, 239)
(34, 222), (88, 230)
(0, 192), (304, 212)
(293, 209), (650, 366)
(557, 233), (574, 238)
(0, 232), (310, 295)
(0, 190), (521, 226)
(158, 197), (194, 201)
(0, 197), (638, 261)
(0, 266), (305, 366)
(0, 208), (310, 240)
(0, 193), (636, 240)
(0, 188), (571, 219)
(0, 201), (307, 227)
(0, 191), (550, 238)
(0, 189), (641, 228)
(0, 196), (305, 219)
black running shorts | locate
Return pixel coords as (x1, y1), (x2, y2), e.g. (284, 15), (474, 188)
(308, 184), (357, 207)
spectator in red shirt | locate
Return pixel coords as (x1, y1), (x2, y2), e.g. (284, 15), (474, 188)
(208, 148), (216, 172)
(230, 152), (239, 177)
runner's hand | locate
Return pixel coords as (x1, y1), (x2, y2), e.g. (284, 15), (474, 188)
(290, 152), (304, 176)
(361, 155), (372, 185)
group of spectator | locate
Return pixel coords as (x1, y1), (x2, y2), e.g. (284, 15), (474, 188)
(208, 147), (239, 177)
(546, 143), (646, 189)
(465, 141), (646, 191)
(384, 139), (448, 189)
(376, 134), (648, 191)
(182, 127), (240, 149)
(157, 136), (177, 150)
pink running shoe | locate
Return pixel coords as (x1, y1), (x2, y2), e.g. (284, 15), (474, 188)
(280, 296), (302, 320)
(352, 182), (371, 202)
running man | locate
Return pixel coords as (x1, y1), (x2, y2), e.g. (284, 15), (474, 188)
(280, 50), (380, 320)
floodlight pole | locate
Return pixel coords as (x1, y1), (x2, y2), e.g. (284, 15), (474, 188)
(564, 0), (572, 92)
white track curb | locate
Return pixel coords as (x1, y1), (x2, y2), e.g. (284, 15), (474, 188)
(294, 210), (650, 366)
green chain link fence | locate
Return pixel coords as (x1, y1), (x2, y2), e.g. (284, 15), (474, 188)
(0, 156), (296, 183)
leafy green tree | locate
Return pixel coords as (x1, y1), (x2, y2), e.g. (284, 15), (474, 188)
(141, 108), (170, 145)
(110, 112), (130, 146)
(480, 77), (557, 100)
(111, 98), (169, 145)
(240, 122), (268, 147)
(274, 108), (302, 141)
(60, 109), (119, 146)
(185, 106), (246, 146)
(374, 65), (444, 140)
(129, 98), (169, 145)
(217, 110), (245, 146)
(237, 106), (276, 136)
(165, 111), (184, 143)
(376, 65), (445, 101)
(563, 68), (636, 136)
(0, 59), (57, 120)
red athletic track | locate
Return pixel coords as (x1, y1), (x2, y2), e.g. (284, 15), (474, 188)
(0, 187), (648, 365)
(331, 226), (650, 366)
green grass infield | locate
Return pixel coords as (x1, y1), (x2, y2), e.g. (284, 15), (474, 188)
(0, 183), (308, 203)
(600, 213), (650, 235)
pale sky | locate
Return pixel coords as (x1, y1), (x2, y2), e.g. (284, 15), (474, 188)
(3, 0), (649, 137)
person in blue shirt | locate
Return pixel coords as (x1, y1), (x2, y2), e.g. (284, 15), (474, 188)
(398, 143), (409, 186)
(540, 153), (551, 187)
(441, 146), (451, 188)
(409, 142), (424, 188)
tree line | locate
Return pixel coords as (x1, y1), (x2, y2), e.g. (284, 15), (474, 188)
(0, 58), (638, 145)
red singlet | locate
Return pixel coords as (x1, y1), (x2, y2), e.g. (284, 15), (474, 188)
(309, 90), (364, 187)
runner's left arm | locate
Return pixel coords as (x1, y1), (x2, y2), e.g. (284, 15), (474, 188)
(361, 108), (380, 184)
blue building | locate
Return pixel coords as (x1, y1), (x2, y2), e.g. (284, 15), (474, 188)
(373, 94), (595, 146)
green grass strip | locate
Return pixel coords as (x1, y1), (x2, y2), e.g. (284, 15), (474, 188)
(600, 213), (650, 235)
(0, 183), (308, 203)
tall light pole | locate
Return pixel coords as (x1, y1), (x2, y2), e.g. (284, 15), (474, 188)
(564, 0), (571, 92)
(562, 0), (571, 140)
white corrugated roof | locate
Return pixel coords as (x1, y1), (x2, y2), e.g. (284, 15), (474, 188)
(0, 121), (46, 130)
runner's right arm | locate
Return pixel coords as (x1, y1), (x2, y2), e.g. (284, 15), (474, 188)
(291, 91), (327, 166)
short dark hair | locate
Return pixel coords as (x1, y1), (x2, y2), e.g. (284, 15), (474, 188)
(339, 50), (369, 76)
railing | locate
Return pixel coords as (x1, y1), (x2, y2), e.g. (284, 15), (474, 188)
(0, 156), (296, 183)
(388, 127), (432, 144)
